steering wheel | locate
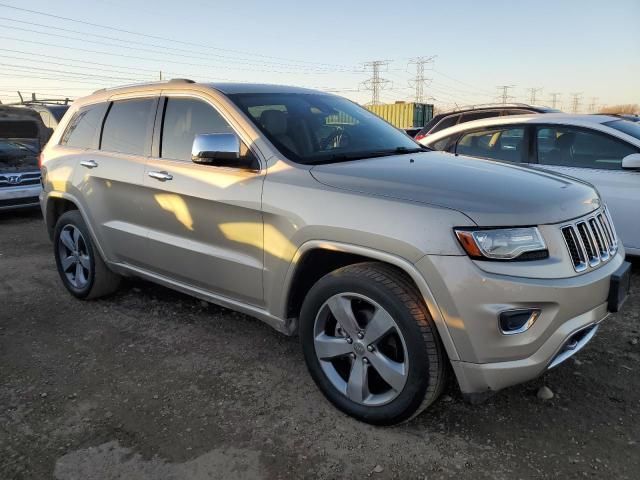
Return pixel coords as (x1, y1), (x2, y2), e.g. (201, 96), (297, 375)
(321, 127), (351, 150)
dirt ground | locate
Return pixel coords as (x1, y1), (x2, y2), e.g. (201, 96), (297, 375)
(1, 208), (639, 480)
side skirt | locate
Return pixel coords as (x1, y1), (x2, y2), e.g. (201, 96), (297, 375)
(109, 262), (295, 335)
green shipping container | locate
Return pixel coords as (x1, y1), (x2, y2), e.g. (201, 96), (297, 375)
(365, 102), (434, 129)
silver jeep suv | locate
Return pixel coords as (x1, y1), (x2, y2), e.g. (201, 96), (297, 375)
(40, 80), (631, 424)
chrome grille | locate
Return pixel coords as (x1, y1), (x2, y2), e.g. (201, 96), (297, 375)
(0, 172), (41, 188)
(561, 208), (618, 272)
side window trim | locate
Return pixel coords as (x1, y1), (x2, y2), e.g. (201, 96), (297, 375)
(156, 93), (263, 171)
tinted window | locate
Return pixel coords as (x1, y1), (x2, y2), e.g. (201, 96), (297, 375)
(430, 114), (459, 133)
(161, 98), (233, 161)
(229, 93), (420, 164)
(456, 127), (525, 162)
(38, 111), (52, 128)
(503, 109), (536, 116)
(459, 111), (501, 122)
(61, 103), (108, 149)
(101, 99), (156, 156)
(604, 119), (640, 141)
(536, 126), (636, 170)
(431, 135), (455, 151)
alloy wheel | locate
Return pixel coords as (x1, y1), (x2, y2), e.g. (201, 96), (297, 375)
(57, 224), (91, 289)
(313, 292), (409, 406)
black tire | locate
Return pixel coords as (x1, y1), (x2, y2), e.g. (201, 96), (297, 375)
(299, 262), (447, 425)
(53, 210), (121, 299)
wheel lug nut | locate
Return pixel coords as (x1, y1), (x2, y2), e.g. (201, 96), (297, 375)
(357, 332), (364, 339)
(346, 337), (353, 344)
(350, 353), (356, 359)
(367, 345), (373, 352)
(363, 357), (369, 364)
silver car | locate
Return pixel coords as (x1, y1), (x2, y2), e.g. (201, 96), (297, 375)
(420, 113), (640, 256)
(0, 106), (48, 210)
(40, 81), (631, 424)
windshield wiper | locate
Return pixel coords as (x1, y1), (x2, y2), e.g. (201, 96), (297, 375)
(306, 146), (428, 165)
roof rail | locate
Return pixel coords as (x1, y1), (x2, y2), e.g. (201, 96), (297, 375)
(6, 92), (72, 106)
(92, 78), (196, 94)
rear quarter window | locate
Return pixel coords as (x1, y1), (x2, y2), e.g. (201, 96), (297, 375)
(61, 103), (108, 149)
(101, 98), (157, 156)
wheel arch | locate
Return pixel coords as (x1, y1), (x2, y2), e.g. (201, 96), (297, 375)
(281, 240), (460, 361)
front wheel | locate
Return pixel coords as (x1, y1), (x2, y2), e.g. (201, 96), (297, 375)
(299, 262), (447, 425)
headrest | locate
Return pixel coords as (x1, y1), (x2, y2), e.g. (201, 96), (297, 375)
(260, 110), (288, 136)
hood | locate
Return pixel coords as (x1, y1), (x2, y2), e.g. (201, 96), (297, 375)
(310, 151), (600, 226)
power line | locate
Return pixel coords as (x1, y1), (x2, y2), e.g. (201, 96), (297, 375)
(549, 92), (561, 109)
(496, 85), (516, 104)
(361, 60), (391, 105)
(0, 2), (353, 69)
(408, 56), (435, 103)
(527, 87), (543, 104)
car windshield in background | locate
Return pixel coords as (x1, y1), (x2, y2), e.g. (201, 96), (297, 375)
(229, 93), (422, 164)
(48, 105), (70, 122)
(604, 119), (640, 141)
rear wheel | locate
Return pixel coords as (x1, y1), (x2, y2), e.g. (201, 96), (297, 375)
(53, 210), (121, 299)
(299, 262), (447, 425)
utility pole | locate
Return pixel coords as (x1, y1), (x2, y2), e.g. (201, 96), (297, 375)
(588, 97), (599, 113)
(496, 85), (515, 104)
(570, 93), (582, 113)
(527, 87), (543, 104)
(159, 71), (163, 81)
(362, 60), (391, 105)
(408, 56), (435, 103)
(549, 92), (561, 109)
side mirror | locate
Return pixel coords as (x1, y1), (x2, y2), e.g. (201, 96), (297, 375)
(191, 133), (240, 165)
(621, 153), (640, 170)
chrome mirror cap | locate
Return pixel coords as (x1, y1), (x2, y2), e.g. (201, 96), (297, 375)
(191, 133), (240, 163)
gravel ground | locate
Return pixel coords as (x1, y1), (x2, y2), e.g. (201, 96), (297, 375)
(1, 209), (639, 480)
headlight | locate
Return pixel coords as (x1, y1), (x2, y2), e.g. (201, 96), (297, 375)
(454, 227), (548, 260)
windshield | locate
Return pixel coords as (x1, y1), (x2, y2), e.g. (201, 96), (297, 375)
(228, 92), (423, 164)
(604, 119), (640, 141)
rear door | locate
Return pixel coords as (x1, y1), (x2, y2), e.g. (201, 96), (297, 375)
(141, 94), (265, 306)
(532, 124), (640, 251)
(73, 95), (159, 267)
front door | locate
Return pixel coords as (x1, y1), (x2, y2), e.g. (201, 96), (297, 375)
(141, 95), (265, 306)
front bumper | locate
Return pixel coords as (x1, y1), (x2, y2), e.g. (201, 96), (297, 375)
(415, 249), (626, 394)
(0, 184), (42, 210)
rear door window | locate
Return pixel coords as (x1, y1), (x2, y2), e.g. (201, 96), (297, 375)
(101, 98), (157, 156)
(536, 126), (637, 170)
(456, 127), (526, 162)
(60, 103), (108, 149)
(459, 111), (501, 123)
(430, 114), (459, 134)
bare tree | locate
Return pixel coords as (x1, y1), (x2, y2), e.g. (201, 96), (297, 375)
(598, 104), (640, 114)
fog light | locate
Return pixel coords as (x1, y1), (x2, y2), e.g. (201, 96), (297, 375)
(499, 309), (540, 335)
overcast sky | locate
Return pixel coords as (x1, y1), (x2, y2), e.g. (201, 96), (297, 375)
(0, 0), (638, 111)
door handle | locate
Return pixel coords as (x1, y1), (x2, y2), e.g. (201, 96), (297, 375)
(80, 160), (98, 169)
(148, 171), (173, 182)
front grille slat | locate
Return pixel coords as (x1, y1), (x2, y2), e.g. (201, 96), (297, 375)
(561, 208), (618, 273)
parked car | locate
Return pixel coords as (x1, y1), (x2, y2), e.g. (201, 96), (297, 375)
(414, 103), (560, 141)
(0, 105), (49, 210)
(40, 81), (630, 424)
(420, 114), (640, 256)
(26, 103), (71, 130)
